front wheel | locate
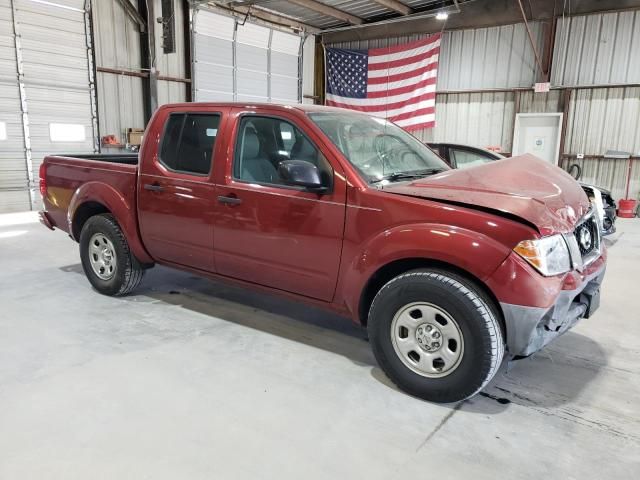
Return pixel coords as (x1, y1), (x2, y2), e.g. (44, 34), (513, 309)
(79, 214), (145, 296)
(368, 269), (504, 403)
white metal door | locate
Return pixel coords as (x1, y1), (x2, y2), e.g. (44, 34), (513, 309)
(12, 0), (97, 211)
(0, 0), (30, 212)
(192, 7), (301, 103)
(512, 113), (563, 165)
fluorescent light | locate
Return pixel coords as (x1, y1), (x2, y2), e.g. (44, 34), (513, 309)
(435, 11), (448, 20)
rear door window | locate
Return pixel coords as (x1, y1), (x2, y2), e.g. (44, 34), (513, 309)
(159, 113), (220, 175)
(450, 148), (494, 169)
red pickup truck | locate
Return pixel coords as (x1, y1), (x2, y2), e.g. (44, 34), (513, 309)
(39, 103), (606, 403)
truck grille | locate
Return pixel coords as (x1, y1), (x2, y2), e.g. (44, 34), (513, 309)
(574, 214), (599, 258)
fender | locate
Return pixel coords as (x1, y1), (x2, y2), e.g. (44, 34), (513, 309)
(68, 181), (153, 264)
(337, 223), (513, 320)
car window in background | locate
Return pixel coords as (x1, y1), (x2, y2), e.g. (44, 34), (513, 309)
(451, 148), (494, 169)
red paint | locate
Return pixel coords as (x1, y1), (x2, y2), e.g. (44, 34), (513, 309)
(39, 103), (606, 325)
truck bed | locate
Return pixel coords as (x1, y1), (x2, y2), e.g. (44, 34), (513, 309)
(56, 153), (139, 165)
(41, 154), (139, 235)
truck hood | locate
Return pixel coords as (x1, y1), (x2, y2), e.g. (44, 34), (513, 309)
(382, 154), (590, 235)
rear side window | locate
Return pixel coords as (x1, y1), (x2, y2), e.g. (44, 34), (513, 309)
(159, 113), (220, 175)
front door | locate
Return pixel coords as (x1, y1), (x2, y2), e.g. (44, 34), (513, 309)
(213, 112), (347, 301)
(138, 110), (222, 271)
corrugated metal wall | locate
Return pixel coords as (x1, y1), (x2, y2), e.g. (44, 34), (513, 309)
(552, 10), (640, 87)
(154, 0), (186, 105)
(413, 92), (516, 151)
(92, 0), (145, 140)
(565, 87), (640, 155)
(438, 22), (545, 90)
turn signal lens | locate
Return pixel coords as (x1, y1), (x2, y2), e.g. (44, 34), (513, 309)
(513, 235), (571, 277)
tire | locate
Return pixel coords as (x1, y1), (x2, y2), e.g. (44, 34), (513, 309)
(368, 269), (504, 403)
(79, 214), (144, 296)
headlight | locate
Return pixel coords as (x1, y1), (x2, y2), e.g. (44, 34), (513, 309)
(513, 235), (571, 276)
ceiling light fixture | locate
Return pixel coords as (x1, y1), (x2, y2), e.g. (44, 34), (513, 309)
(435, 11), (448, 21)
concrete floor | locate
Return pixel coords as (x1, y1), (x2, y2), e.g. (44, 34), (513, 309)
(0, 212), (639, 479)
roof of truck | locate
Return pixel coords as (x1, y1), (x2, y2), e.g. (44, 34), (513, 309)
(158, 102), (357, 114)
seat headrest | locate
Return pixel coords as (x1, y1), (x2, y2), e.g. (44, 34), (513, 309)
(291, 136), (316, 160)
(242, 129), (260, 159)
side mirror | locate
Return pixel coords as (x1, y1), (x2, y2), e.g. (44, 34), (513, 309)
(278, 160), (327, 193)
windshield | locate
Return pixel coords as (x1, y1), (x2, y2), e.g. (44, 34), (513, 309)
(308, 112), (448, 185)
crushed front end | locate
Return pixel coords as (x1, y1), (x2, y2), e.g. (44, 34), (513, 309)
(487, 209), (606, 357)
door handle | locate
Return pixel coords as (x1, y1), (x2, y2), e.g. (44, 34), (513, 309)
(217, 194), (242, 206)
(144, 183), (164, 192)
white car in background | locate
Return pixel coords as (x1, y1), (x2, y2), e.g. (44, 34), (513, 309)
(427, 142), (617, 235)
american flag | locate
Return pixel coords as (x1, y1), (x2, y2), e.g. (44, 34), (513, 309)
(325, 34), (441, 131)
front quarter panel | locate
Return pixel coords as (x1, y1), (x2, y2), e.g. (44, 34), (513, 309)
(336, 188), (536, 320)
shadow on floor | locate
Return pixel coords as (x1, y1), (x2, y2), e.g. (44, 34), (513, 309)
(60, 263), (607, 413)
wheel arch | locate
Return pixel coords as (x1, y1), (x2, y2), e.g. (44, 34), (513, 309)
(358, 257), (505, 335)
(68, 182), (153, 264)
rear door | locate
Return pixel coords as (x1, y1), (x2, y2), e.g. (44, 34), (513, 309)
(138, 107), (225, 271)
(212, 109), (347, 301)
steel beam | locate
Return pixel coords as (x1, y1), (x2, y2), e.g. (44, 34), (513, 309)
(287, 0), (363, 25)
(114, 0), (147, 32)
(370, 0), (412, 16)
(218, 4), (320, 33)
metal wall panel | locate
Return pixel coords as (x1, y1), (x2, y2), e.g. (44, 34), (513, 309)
(154, 0), (186, 106)
(0, 0), (31, 212)
(413, 91), (516, 152)
(92, 0), (145, 140)
(517, 90), (563, 113)
(565, 87), (640, 155)
(193, 7), (301, 103)
(439, 22), (545, 90)
(552, 10), (640, 87)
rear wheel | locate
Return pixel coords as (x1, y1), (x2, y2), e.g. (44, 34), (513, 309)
(79, 214), (144, 296)
(368, 269), (504, 403)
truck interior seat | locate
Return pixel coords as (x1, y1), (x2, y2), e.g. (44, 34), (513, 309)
(240, 128), (279, 184)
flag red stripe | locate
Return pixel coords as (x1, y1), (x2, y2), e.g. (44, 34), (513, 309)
(403, 120), (436, 131)
(326, 92), (435, 113)
(368, 34), (441, 56)
(368, 62), (438, 85)
(368, 46), (440, 71)
(389, 106), (435, 123)
(367, 77), (436, 98)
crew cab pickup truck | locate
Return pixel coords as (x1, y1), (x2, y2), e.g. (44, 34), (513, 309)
(39, 103), (607, 403)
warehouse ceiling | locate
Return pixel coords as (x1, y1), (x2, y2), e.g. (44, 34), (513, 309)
(201, 0), (640, 40)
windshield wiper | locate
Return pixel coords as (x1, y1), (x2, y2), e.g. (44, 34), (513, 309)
(370, 168), (445, 184)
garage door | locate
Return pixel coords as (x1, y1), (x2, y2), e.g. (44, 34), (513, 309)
(0, 0), (30, 212)
(0, 0), (96, 213)
(193, 8), (302, 103)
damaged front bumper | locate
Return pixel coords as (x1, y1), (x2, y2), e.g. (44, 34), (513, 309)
(500, 256), (606, 357)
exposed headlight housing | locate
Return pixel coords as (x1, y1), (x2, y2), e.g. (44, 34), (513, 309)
(513, 234), (572, 276)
